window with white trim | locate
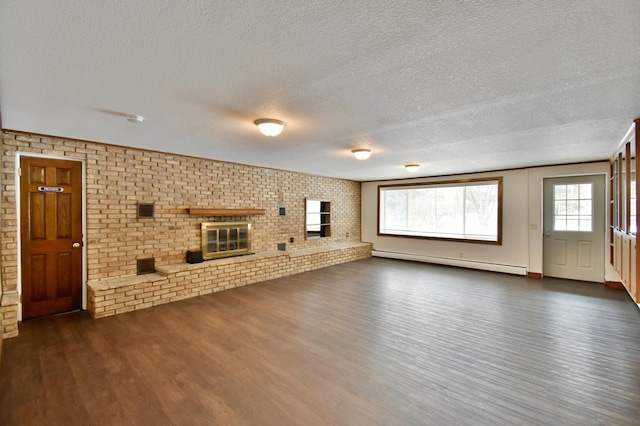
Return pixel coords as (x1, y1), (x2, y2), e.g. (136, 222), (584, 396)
(378, 177), (502, 244)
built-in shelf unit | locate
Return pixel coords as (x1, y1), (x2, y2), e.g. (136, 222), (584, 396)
(306, 199), (331, 239)
(610, 119), (638, 304)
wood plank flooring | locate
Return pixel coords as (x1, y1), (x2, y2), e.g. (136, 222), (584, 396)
(1, 257), (640, 425)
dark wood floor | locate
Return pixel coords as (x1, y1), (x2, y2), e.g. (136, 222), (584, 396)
(1, 258), (640, 425)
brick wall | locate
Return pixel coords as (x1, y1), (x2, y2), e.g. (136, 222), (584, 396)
(1, 131), (364, 337)
(0, 295), (18, 338)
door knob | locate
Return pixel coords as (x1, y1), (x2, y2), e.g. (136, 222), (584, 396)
(72, 242), (81, 248)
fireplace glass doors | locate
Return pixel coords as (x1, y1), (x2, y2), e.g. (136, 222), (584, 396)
(201, 222), (252, 260)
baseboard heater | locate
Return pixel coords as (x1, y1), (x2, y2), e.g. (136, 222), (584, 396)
(372, 250), (527, 276)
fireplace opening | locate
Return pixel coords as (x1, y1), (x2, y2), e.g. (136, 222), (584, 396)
(201, 222), (252, 260)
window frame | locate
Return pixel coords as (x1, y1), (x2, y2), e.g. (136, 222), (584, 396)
(377, 176), (503, 245)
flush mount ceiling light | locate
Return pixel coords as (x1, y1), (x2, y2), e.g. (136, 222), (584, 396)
(126, 115), (144, 124)
(352, 149), (372, 160)
(254, 118), (286, 137)
(405, 163), (421, 172)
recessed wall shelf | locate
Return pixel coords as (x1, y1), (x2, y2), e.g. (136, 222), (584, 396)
(187, 208), (266, 217)
(305, 199), (331, 239)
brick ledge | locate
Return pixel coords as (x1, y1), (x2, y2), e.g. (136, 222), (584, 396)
(156, 243), (371, 274)
(1, 291), (19, 306)
(86, 242), (372, 292)
(86, 242), (373, 319)
(87, 273), (167, 291)
(287, 242), (371, 257)
(156, 250), (285, 275)
(1, 292), (20, 339)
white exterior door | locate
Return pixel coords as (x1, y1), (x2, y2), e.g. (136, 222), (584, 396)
(543, 175), (605, 282)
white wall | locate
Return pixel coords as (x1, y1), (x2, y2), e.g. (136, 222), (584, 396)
(362, 162), (609, 277)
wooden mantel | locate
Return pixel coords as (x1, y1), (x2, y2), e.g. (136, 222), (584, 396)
(187, 208), (266, 216)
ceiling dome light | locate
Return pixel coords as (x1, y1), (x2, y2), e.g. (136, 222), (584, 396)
(352, 149), (372, 160)
(405, 163), (421, 172)
(254, 118), (286, 137)
(126, 115), (144, 123)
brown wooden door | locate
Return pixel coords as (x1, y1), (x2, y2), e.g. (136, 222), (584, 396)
(20, 157), (83, 319)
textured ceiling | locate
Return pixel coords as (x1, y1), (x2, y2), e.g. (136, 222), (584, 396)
(1, 0), (639, 181)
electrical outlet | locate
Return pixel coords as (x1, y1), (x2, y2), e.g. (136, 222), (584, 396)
(346, 232), (350, 237)
(289, 237), (295, 243)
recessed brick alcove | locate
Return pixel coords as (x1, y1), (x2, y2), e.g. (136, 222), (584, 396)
(87, 243), (372, 318)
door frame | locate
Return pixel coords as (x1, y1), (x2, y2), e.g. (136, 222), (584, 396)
(15, 152), (87, 321)
(541, 172), (608, 281)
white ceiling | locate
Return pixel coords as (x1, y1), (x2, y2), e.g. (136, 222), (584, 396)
(1, 1), (639, 181)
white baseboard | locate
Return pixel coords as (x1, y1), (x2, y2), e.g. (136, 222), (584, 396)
(372, 250), (527, 276)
